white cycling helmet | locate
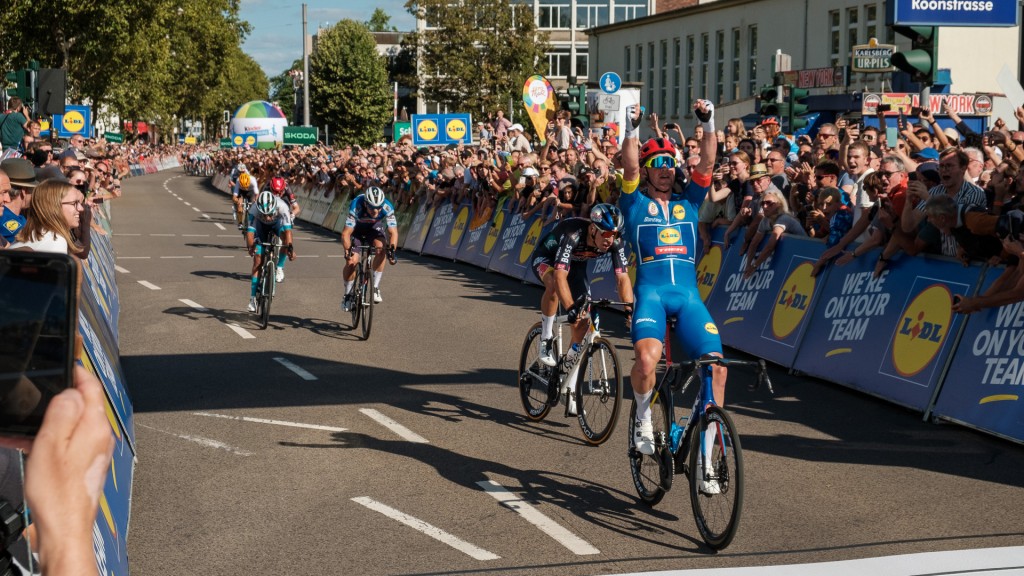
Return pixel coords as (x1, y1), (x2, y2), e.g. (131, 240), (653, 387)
(256, 190), (277, 217)
(237, 163), (248, 173)
(364, 186), (386, 208)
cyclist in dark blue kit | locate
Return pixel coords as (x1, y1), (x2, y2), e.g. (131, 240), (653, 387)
(341, 186), (398, 311)
(619, 99), (728, 465)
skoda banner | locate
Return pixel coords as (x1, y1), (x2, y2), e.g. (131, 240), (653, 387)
(283, 126), (319, 146)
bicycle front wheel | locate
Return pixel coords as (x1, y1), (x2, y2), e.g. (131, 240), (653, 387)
(575, 337), (622, 445)
(359, 266), (374, 340)
(628, 387), (673, 506)
(518, 323), (554, 421)
(349, 266), (362, 329)
(260, 261), (275, 330)
(688, 405), (744, 550)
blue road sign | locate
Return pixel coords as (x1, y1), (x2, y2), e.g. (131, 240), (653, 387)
(599, 72), (622, 94)
(887, 0), (1019, 27)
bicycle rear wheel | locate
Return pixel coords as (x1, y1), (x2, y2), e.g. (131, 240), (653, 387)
(518, 323), (554, 421)
(359, 262), (374, 340)
(575, 337), (622, 445)
(688, 405), (744, 550)
(628, 387), (673, 506)
(259, 261), (275, 330)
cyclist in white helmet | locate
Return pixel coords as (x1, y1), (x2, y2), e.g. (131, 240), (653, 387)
(245, 190), (295, 312)
(340, 186), (398, 310)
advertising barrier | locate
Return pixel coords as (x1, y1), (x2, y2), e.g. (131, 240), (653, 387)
(421, 200), (470, 260)
(403, 201), (437, 253)
(455, 205), (497, 269)
(487, 210), (544, 280)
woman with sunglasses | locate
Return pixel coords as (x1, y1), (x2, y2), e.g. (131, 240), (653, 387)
(742, 189), (807, 279)
(620, 99), (728, 459)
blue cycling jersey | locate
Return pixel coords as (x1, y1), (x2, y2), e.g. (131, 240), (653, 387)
(346, 195), (397, 230)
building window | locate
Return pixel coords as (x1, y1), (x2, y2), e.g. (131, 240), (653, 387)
(576, 0), (610, 28)
(547, 48), (571, 78)
(625, 45), (631, 81)
(865, 4), (878, 41)
(539, 0), (571, 29)
(732, 28), (741, 100)
(686, 35), (695, 109)
(660, 40), (668, 116)
(700, 33), (709, 100)
(648, 42), (655, 111)
(673, 38), (681, 117)
(614, 0), (648, 23)
(636, 44), (643, 83)
(715, 30), (725, 104)
(847, 7), (859, 50)
(829, 10), (841, 68)
(747, 26), (757, 96)
(576, 52), (589, 80)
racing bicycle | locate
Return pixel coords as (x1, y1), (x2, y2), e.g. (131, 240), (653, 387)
(518, 298), (626, 445)
(253, 233), (282, 330)
(628, 323), (773, 549)
(347, 245), (376, 340)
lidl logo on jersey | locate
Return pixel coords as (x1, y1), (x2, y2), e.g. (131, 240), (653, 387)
(672, 205), (686, 221)
(658, 227), (681, 244)
(770, 262), (816, 340)
(656, 226), (687, 256)
(892, 284), (952, 377)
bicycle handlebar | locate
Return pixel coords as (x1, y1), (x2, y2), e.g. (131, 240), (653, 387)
(676, 357), (775, 395)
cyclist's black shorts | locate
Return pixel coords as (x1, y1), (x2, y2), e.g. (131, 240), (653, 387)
(531, 255), (590, 302)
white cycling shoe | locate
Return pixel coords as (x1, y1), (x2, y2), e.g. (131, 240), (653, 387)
(634, 418), (655, 455)
(276, 267), (284, 283)
(247, 297), (257, 313)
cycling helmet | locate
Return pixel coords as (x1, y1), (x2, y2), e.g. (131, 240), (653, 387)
(270, 176), (287, 194)
(237, 163), (248, 173)
(256, 190), (277, 217)
(639, 137), (677, 164)
(239, 172), (251, 188)
(364, 186), (386, 209)
(590, 203), (624, 233)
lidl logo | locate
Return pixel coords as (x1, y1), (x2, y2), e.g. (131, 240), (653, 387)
(484, 211), (505, 254)
(244, 135), (257, 146)
(519, 219), (544, 264)
(705, 322), (719, 335)
(5, 221), (18, 232)
(658, 227), (681, 244)
(417, 119), (439, 141)
(450, 206), (470, 247)
(233, 135), (244, 145)
(695, 245), (722, 302)
(420, 205), (437, 244)
(771, 262), (816, 340)
(672, 204), (686, 221)
(892, 284), (952, 377)
(62, 110), (86, 133)
(446, 119), (467, 141)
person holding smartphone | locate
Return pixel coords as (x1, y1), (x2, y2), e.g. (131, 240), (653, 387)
(0, 98), (31, 152)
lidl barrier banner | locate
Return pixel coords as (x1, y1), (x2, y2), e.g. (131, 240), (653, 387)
(931, 266), (1024, 441)
(393, 202), (415, 240)
(488, 210), (544, 279)
(705, 235), (825, 368)
(455, 205), (497, 268)
(422, 201), (471, 260)
(522, 220), (557, 288)
(793, 253), (978, 411)
(403, 201), (437, 253)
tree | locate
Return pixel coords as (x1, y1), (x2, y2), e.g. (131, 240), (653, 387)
(365, 8), (398, 32)
(401, 0), (550, 122)
(309, 20), (392, 146)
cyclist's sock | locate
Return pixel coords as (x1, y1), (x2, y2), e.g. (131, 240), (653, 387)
(702, 424), (719, 473)
(344, 280), (354, 295)
(541, 314), (555, 340)
(250, 275), (258, 298)
(277, 253), (286, 268)
(373, 271), (383, 288)
(635, 389), (652, 421)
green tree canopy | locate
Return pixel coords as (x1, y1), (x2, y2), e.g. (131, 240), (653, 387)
(366, 8), (398, 32)
(309, 20), (391, 146)
(401, 0), (550, 122)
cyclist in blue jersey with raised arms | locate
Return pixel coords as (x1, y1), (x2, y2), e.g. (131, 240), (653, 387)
(620, 99), (727, 464)
(341, 186), (398, 311)
(246, 190), (295, 312)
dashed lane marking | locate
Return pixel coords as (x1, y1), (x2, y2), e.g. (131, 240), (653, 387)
(114, 265), (130, 274)
(138, 424), (253, 456)
(351, 497), (500, 561)
(215, 223), (226, 230)
(226, 323), (256, 339)
(273, 357), (318, 381)
(477, 480), (600, 556)
(192, 412), (346, 432)
(179, 299), (207, 311)
(159, 256), (193, 259)
(358, 409), (428, 443)
(181, 234), (210, 237)
(137, 280), (161, 290)
(118, 256), (151, 260)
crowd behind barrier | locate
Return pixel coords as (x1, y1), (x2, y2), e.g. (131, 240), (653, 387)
(0, 137), (183, 574)
(206, 102), (1024, 445)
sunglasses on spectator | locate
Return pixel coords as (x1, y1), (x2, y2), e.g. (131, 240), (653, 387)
(817, 132), (836, 139)
(1013, 140), (1024, 145)
(644, 156), (677, 169)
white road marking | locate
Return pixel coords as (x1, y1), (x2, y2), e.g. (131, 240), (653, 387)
(214, 223), (226, 230)
(217, 234), (238, 237)
(151, 233), (176, 237)
(114, 265), (130, 274)
(327, 254), (344, 258)
(607, 546), (1024, 576)
(160, 256), (193, 259)
(192, 207), (201, 212)
(184, 201), (192, 206)
(295, 254), (318, 258)
(351, 497), (500, 561)
(202, 214), (211, 219)
(117, 256), (151, 260)
(137, 280), (161, 291)
(138, 424), (253, 456)
(192, 412), (346, 432)
(273, 357), (318, 380)
(226, 323), (256, 339)
(203, 255), (234, 259)
(114, 233), (141, 236)
(358, 409), (428, 443)
(179, 299), (208, 311)
(182, 234), (210, 237)
(477, 480), (600, 556)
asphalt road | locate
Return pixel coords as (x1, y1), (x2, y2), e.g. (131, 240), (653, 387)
(118, 170), (1024, 575)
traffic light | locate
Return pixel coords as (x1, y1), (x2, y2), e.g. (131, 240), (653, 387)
(567, 84), (588, 129)
(758, 85), (780, 118)
(787, 86), (810, 132)
(891, 26), (938, 86)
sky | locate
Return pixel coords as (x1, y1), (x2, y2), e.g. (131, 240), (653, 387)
(239, 0), (416, 79)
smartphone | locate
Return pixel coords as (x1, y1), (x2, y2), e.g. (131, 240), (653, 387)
(886, 126), (899, 147)
(0, 252), (78, 437)
(910, 106), (922, 116)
